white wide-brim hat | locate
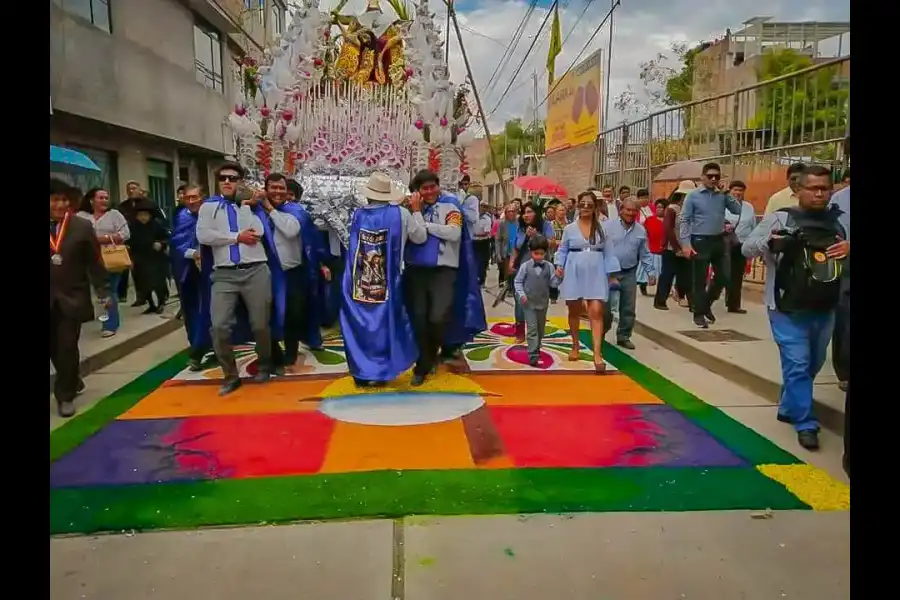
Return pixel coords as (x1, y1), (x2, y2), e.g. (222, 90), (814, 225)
(675, 180), (697, 194)
(357, 172), (404, 203)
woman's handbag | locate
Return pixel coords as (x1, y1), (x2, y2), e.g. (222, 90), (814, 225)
(100, 243), (132, 273)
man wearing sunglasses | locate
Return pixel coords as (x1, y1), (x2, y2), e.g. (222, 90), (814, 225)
(197, 163), (274, 395)
(678, 162), (743, 328)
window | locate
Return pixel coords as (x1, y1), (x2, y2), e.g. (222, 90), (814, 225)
(270, 1), (284, 36)
(147, 160), (175, 223)
(194, 20), (224, 93)
(53, 0), (111, 33)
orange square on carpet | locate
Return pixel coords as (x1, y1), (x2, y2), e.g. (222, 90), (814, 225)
(119, 379), (328, 420)
(320, 420), (475, 473)
(469, 373), (662, 406)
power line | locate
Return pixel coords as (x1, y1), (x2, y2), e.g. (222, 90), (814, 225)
(537, 0), (620, 111)
(487, 0), (559, 117)
(482, 0), (539, 101)
(460, 24), (508, 48)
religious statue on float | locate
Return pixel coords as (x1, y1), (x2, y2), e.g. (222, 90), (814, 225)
(332, 0), (408, 86)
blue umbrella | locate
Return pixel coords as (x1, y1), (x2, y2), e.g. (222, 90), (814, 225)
(50, 145), (101, 173)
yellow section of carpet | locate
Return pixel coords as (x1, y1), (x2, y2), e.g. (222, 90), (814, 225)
(320, 371), (487, 398)
(757, 464), (850, 511)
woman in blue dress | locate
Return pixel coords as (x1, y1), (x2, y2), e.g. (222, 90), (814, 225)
(555, 191), (621, 372)
(508, 201), (556, 342)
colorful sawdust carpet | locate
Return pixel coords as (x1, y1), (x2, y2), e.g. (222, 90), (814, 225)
(49, 318), (848, 534)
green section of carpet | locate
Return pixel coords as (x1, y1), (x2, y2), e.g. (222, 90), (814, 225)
(50, 467), (809, 534)
(49, 350), (189, 463)
(589, 335), (801, 466)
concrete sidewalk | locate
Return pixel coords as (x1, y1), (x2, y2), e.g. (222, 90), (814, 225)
(633, 293), (845, 433)
(49, 297), (183, 392)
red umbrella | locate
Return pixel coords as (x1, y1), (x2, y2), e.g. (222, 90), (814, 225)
(512, 175), (568, 198)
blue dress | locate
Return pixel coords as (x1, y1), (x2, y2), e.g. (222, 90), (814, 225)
(555, 222), (621, 302)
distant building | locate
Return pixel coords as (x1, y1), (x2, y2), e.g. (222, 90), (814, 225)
(50, 0), (286, 216)
(688, 16), (850, 157)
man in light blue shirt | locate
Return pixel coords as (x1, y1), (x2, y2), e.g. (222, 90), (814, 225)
(679, 162), (743, 328)
(708, 180), (756, 314)
(602, 198), (656, 349)
(457, 174), (479, 238)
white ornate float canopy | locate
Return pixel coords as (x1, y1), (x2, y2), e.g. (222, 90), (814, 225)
(226, 0), (476, 192)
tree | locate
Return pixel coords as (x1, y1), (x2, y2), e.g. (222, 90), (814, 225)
(483, 118), (545, 175)
(750, 49), (849, 150)
(613, 41), (713, 117)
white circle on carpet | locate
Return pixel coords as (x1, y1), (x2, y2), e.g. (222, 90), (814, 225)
(319, 392), (484, 426)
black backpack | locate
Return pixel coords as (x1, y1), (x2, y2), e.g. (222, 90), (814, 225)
(773, 207), (846, 313)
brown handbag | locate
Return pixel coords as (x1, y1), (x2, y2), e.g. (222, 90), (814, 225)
(100, 243), (132, 272)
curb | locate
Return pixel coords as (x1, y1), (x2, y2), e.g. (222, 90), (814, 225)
(50, 317), (183, 390)
(633, 319), (845, 435)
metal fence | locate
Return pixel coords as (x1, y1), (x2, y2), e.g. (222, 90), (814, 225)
(596, 56), (850, 283)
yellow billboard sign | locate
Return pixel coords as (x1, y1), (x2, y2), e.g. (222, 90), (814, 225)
(545, 49), (603, 154)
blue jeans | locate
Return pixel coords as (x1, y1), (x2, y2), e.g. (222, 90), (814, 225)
(103, 272), (122, 332)
(768, 309), (834, 432)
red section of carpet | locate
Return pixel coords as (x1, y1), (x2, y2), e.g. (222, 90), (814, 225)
(164, 412), (336, 479)
(488, 405), (663, 468)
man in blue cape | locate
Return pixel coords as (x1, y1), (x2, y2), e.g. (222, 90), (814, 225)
(340, 172), (428, 386)
(250, 173), (327, 372)
(169, 184), (212, 371)
(404, 170), (486, 385)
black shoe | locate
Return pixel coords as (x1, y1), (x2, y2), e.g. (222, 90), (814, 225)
(776, 413), (793, 424)
(272, 365), (286, 377)
(617, 339), (636, 350)
(411, 373), (426, 387)
(838, 380), (849, 392)
(252, 370), (271, 384)
(653, 302), (669, 310)
(639, 284), (649, 296)
(142, 306), (157, 315)
(727, 308), (747, 314)
(57, 400), (76, 418)
(188, 359), (204, 372)
(693, 314), (709, 329)
(175, 308), (184, 320)
(154, 305), (166, 315)
(131, 300), (147, 308)
(705, 311), (717, 324)
(75, 379), (86, 395)
(797, 430), (820, 451)
(529, 356), (539, 367)
(218, 378), (242, 396)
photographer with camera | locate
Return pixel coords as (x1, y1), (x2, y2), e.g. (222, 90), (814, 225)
(742, 165), (848, 452)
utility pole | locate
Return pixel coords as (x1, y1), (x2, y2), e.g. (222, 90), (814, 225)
(604, 0), (615, 131)
(448, 1), (510, 205)
(532, 71), (539, 174)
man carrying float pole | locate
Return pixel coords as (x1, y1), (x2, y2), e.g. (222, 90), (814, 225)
(341, 172), (428, 387)
(405, 170), (486, 384)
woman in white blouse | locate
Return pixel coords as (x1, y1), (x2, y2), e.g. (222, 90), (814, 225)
(77, 188), (130, 338)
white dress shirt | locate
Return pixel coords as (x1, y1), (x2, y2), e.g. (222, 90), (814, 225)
(267, 208), (303, 270)
(196, 200), (267, 268)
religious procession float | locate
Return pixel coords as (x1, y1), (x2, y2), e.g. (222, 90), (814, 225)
(225, 0), (476, 247)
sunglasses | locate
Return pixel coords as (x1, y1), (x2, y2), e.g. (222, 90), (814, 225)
(704, 173), (721, 181)
(218, 174), (241, 183)
(577, 200), (595, 207)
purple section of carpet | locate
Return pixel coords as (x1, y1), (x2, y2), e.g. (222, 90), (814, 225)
(629, 405), (748, 467)
(50, 419), (214, 488)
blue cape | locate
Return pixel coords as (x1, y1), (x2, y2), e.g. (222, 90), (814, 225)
(319, 228), (343, 328)
(438, 192), (487, 346)
(340, 204), (417, 382)
(170, 206), (210, 350)
(268, 201), (324, 349)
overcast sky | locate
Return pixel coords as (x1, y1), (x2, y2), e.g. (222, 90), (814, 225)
(308, 0), (850, 132)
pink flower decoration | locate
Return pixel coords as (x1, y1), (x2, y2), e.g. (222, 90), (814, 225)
(489, 323), (517, 337)
(234, 105), (246, 116)
(505, 346), (554, 369)
(260, 107), (271, 118)
(439, 117), (448, 127)
(281, 109), (294, 121)
(414, 120), (424, 130)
